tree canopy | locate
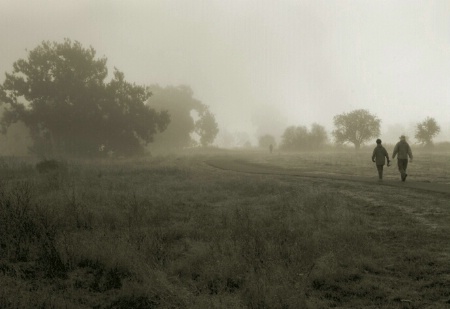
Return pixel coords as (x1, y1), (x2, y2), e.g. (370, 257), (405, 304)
(0, 39), (169, 157)
(147, 85), (218, 149)
(332, 109), (380, 149)
(280, 123), (328, 151)
(415, 117), (440, 147)
(194, 107), (219, 147)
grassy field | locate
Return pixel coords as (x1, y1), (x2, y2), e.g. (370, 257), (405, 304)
(0, 149), (449, 308)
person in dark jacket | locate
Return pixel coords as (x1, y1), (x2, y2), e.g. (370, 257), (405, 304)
(392, 135), (413, 182)
(372, 139), (390, 181)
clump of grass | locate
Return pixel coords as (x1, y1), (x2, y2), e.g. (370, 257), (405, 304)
(0, 181), (67, 279)
(35, 159), (70, 191)
(35, 159), (66, 174)
(0, 181), (39, 262)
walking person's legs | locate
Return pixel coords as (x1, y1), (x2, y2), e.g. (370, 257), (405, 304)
(403, 159), (408, 181)
(397, 159), (408, 181)
(376, 165), (383, 180)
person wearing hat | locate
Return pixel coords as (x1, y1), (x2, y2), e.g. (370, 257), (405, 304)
(372, 139), (390, 181)
(392, 135), (413, 182)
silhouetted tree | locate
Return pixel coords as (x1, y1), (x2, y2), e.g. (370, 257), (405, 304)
(0, 39), (169, 157)
(258, 134), (276, 150)
(415, 117), (440, 147)
(332, 109), (380, 150)
(147, 85), (218, 149)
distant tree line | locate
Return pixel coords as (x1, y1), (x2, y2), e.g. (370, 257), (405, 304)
(330, 109), (442, 149)
(0, 39), (219, 157)
(259, 109), (442, 151)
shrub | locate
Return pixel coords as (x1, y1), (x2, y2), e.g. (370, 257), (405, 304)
(35, 159), (66, 174)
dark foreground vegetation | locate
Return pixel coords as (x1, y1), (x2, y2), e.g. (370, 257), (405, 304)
(0, 151), (449, 308)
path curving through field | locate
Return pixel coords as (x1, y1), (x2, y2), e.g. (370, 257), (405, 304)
(205, 158), (450, 196)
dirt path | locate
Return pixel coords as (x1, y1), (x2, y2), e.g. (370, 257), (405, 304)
(205, 158), (450, 196)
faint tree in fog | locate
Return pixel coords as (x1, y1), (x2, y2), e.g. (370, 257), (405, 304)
(281, 126), (308, 151)
(0, 105), (31, 155)
(415, 117), (440, 147)
(251, 104), (287, 142)
(280, 123), (327, 151)
(147, 85), (218, 149)
(332, 109), (380, 150)
(234, 131), (252, 148)
(194, 107), (219, 146)
(216, 129), (235, 148)
(258, 134), (276, 150)
(309, 123), (328, 149)
(0, 39), (169, 157)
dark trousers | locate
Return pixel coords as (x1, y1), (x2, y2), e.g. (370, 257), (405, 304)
(397, 159), (408, 180)
(376, 165), (384, 179)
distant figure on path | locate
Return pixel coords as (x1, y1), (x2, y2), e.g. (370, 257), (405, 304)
(269, 144), (273, 154)
(392, 135), (413, 182)
(372, 139), (390, 181)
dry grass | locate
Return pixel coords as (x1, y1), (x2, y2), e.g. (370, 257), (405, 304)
(0, 150), (449, 308)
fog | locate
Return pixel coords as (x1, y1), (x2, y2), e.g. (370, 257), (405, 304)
(1, 0), (449, 147)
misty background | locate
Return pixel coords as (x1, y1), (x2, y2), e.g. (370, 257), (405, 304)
(1, 0), (449, 151)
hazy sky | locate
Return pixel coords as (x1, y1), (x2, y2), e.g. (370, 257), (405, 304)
(1, 0), (449, 143)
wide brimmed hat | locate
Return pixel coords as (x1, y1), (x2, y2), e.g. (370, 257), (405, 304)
(400, 135), (406, 140)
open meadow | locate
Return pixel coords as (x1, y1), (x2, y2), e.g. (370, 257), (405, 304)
(0, 148), (449, 308)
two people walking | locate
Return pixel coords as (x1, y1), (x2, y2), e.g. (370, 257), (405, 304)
(372, 135), (413, 182)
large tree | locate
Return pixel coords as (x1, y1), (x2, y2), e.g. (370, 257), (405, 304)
(332, 109), (380, 150)
(147, 85), (218, 149)
(0, 39), (169, 157)
(415, 117), (440, 147)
